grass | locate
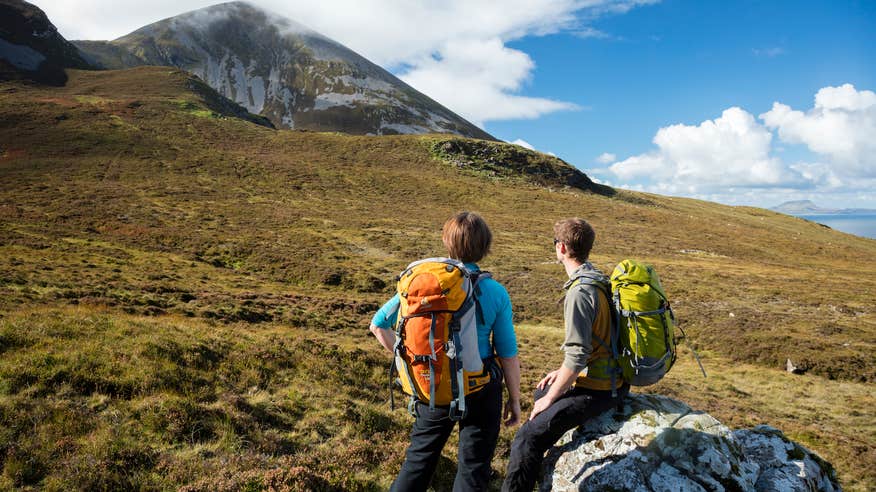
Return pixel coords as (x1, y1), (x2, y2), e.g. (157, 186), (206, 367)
(174, 99), (219, 119)
(0, 309), (401, 490)
(0, 67), (874, 490)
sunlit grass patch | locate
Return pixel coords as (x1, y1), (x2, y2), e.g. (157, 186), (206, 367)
(74, 95), (116, 105)
(0, 309), (405, 490)
(173, 98), (222, 119)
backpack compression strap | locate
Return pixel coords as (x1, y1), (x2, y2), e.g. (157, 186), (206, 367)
(392, 317), (422, 418)
(447, 271), (490, 421)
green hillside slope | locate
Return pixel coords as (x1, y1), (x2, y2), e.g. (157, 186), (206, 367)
(1, 67), (874, 490)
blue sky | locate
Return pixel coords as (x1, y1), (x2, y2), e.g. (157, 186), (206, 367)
(41, 0), (876, 209)
(485, 0), (876, 208)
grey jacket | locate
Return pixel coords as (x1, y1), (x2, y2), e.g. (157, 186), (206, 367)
(561, 262), (610, 373)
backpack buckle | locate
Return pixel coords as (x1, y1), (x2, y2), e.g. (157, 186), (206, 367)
(407, 396), (419, 418)
(445, 339), (456, 359)
(448, 400), (466, 421)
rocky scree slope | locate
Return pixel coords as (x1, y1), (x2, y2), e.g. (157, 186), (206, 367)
(74, 1), (493, 138)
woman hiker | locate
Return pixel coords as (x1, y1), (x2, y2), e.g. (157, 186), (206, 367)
(369, 211), (522, 491)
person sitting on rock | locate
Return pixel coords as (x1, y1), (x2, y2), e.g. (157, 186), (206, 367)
(502, 217), (629, 491)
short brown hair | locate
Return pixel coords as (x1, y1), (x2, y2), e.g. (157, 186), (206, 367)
(554, 218), (595, 262)
(442, 212), (492, 264)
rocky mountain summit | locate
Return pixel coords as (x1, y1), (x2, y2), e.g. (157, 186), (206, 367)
(74, 1), (493, 138)
(543, 394), (839, 492)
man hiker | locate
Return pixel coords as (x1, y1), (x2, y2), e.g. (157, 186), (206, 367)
(369, 211), (522, 491)
(502, 218), (628, 491)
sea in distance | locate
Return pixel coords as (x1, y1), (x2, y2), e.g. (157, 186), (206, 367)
(798, 214), (876, 240)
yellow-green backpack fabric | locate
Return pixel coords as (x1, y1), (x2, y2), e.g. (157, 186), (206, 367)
(610, 259), (677, 386)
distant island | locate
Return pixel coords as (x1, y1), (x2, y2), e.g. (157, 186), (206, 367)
(771, 200), (876, 215)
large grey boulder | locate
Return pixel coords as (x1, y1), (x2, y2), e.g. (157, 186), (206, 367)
(541, 394), (840, 491)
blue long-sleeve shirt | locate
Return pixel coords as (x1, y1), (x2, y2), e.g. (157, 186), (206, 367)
(371, 262), (518, 359)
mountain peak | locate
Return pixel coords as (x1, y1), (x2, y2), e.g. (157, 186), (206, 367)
(74, 3), (493, 139)
(772, 200), (876, 215)
(151, 1), (320, 38)
(772, 200), (832, 214)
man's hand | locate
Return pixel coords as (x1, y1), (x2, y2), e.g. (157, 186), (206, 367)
(528, 394), (555, 421)
(529, 365), (578, 421)
(537, 370), (559, 390)
(504, 398), (521, 426)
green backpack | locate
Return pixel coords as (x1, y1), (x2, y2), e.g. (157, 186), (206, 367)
(609, 259), (704, 386)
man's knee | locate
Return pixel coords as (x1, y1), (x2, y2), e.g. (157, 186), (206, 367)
(511, 422), (544, 453)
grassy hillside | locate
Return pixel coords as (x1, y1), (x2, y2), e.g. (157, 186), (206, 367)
(1, 67), (874, 490)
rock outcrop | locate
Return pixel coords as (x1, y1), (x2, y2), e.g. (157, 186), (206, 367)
(0, 0), (93, 85)
(542, 394), (840, 491)
(432, 138), (615, 196)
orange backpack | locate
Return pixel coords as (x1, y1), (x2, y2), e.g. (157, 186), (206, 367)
(391, 258), (492, 420)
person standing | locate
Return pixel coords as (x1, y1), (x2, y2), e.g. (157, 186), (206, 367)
(502, 218), (628, 492)
(369, 211), (522, 491)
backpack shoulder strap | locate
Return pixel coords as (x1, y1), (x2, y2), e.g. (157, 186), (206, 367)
(568, 274), (621, 397)
(470, 270), (490, 318)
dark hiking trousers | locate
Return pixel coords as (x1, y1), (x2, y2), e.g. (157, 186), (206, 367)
(501, 383), (629, 492)
(391, 373), (503, 492)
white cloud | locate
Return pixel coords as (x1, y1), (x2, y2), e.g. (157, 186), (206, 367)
(610, 153), (666, 181)
(610, 107), (800, 192)
(37, 0), (214, 41)
(787, 162), (843, 189)
(814, 83), (876, 111)
(399, 38), (580, 125)
(37, 0), (654, 125)
(574, 27), (612, 39)
(595, 152), (616, 164)
(589, 176), (615, 186)
(681, 184), (876, 209)
(760, 84), (876, 176)
(752, 47), (786, 57)
(511, 138), (535, 150)
(605, 84), (876, 208)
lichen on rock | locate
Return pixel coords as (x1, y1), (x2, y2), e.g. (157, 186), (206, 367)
(541, 394), (840, 492)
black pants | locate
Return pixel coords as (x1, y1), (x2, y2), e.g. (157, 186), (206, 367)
(391, 374), (503, 492)
(501, 383), (628, 492)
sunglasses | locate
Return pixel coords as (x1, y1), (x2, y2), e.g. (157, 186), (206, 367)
(553, 238), (561, 245)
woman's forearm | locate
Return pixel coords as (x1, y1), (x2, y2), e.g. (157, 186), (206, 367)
(500, 355), (522, 403)
(369, 323), (396, 353)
